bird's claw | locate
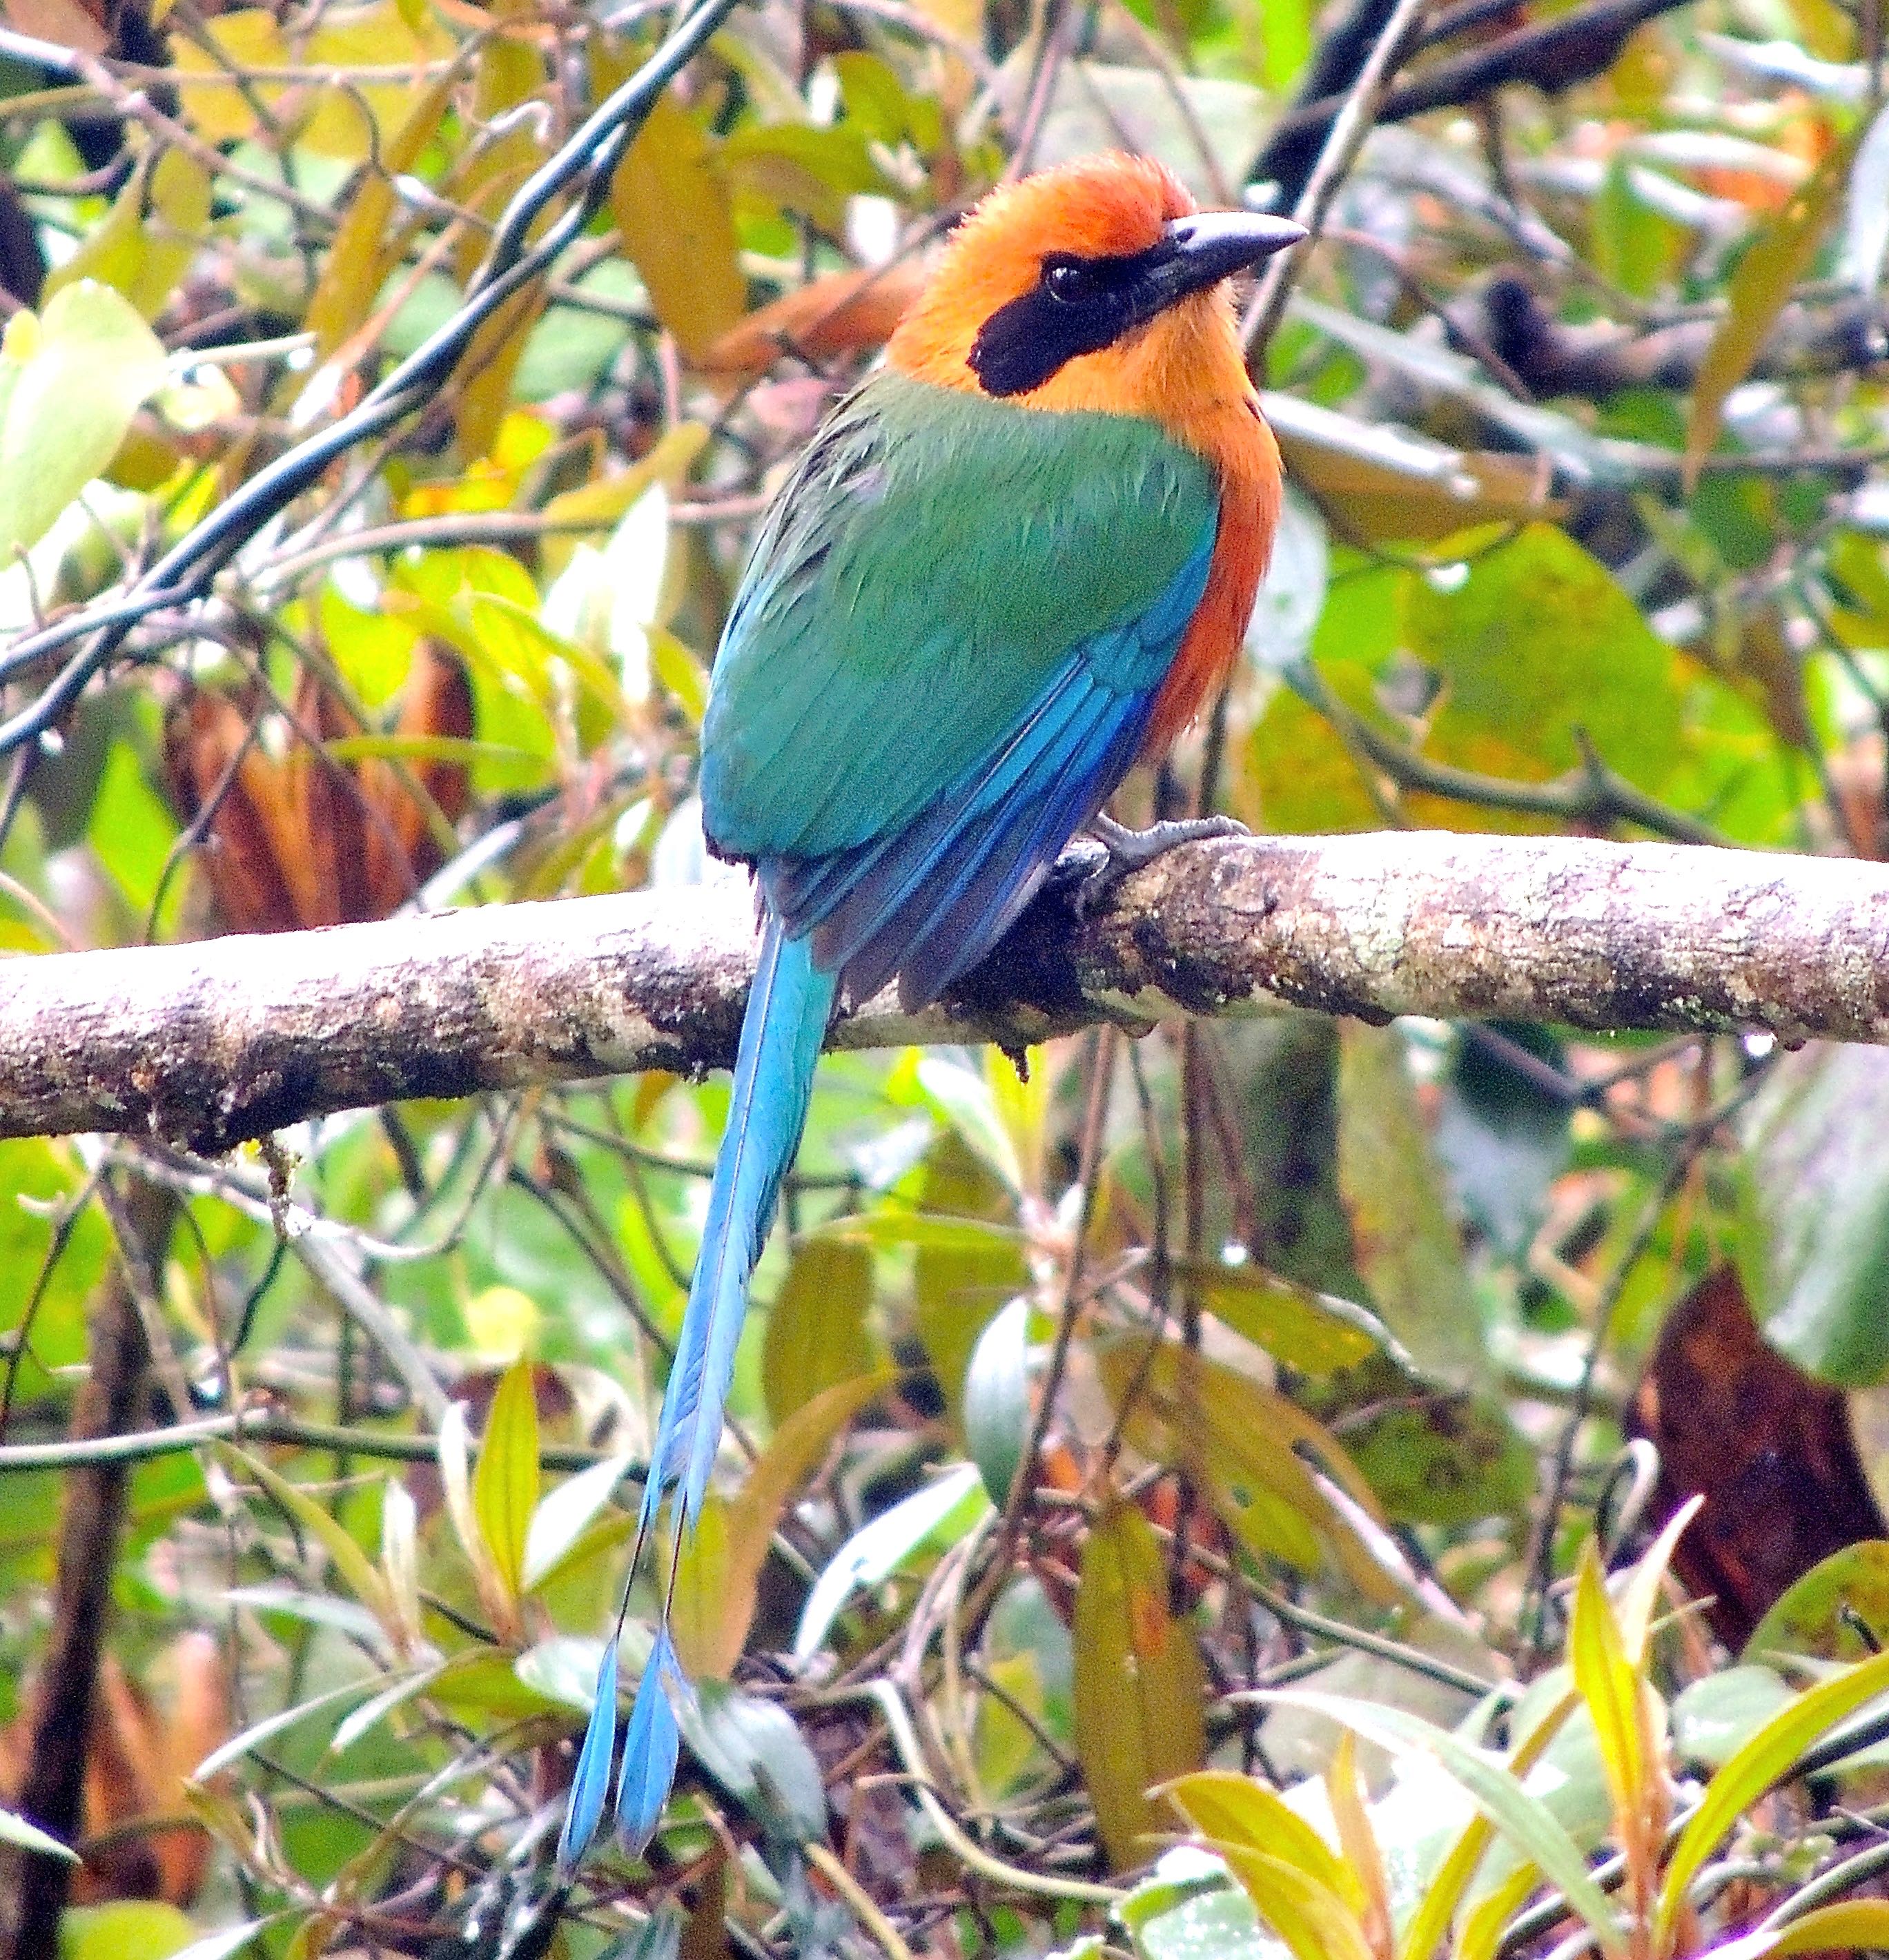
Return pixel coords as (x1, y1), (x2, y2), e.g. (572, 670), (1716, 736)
(1073, 812), (1249, 917)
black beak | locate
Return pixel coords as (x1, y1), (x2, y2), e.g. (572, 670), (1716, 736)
(1146, 210), (1308, 305)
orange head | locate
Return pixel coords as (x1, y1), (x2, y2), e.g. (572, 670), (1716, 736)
(885, 153), (1302, 435)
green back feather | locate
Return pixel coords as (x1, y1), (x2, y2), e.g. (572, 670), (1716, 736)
(701, 369), (1215, 863)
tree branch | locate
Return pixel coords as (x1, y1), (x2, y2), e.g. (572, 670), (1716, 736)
(1254, 0), (1697, 199)
(1458, 273), (1889, 404)
(4, 832), (1889, 1150)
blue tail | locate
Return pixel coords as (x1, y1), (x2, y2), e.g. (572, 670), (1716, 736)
(558, 914), (836, 1870)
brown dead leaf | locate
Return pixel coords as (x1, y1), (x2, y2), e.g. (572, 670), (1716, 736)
(164, 643), (473, 934)
(0, 1634), (228, 1906)
(1, 0), (106, 53)
(1629, 1263), (1883, 1647)
(697, 264), (927, 380)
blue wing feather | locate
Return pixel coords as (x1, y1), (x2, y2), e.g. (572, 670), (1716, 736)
(765, 520), (1217, 1009)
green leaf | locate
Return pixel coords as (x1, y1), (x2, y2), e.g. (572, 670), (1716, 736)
(763, 1237), (876, 1425)
(1336, 1023), (1485, 1389)
(158, 1925), (271, 1960)
(1747, 1542), (1889, 1660)
(1737, 1046), (1889, 1384)
(681, 1680), (827, 1841)
(1181, 1262), (1390, 1376)
(1669, 1666), (1795, 1771)
(1259, 1689), (1623, 1954)
(917, 1051), (1024, 1195)
(0, 282), (168, 560)
(1402, 524), (1681, 801)
(914, 1133), (1029, 1435)
(963, 1297), (1030, 1505)
(522, 1451), (634, 1592)
(219, 1444), (391, 1627)
(473, 1357), (541, 1607)
(1654, 1642), (1889, 1952)
(1075, 1498), (1207, 1870)
(1119, 1854), (1275, 1960)
(793, 1461), (990, 1663)
(1687, 136), (1854, 483)
(58, 1901), (200, 1959)
(195, 1673), (401, 1781)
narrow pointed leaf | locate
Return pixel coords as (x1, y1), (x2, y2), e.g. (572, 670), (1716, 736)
(1686, 137), (1855, 484)
(1654, 1643), (1889, 1951)
(1075, 1498), (1207, 1870)
(1214, 1844), (1376, 1960)
(1259, 1689), (1622, 1953)
(473, 1356), (541, 1606)
(220, 1444), (391, 1626)
(1570, 1544), (1647, 1831)
(0, 1806), (77, 1861)
(1165, 1769), (1360, 1908)
(525, 1451), (635, 1592)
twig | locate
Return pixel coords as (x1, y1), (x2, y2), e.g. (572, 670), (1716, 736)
(1244, 0), (1433, 352)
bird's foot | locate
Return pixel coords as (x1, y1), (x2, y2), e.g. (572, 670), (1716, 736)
(1074, 812), (1249, 917)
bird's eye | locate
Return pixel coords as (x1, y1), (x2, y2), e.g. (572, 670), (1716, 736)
(1042, 258), (1093, 304)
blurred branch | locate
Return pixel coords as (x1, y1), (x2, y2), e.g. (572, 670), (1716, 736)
(1460, 273), (1889, 401)
(1292, 662), (1728, 845)
(1255, 0), (1698, 200)
(6, 830), (1889, 1148)
(0, 1177), (177, 1960)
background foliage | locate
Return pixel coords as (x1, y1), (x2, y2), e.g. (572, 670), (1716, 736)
(8, 0), (1889, 1950)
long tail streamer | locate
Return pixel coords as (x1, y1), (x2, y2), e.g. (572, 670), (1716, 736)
(557, 915), (836, 1870)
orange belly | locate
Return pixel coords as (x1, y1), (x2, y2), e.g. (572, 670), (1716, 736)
(1144, 402), (1280, 758)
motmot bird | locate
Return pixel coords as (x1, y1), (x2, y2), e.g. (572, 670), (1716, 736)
(557, 150), (1302, 1870)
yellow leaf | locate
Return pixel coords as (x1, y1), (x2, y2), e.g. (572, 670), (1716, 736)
(611, 93), (748, 365)
(46, 149), (211, 320)
(1166, 1769), (1360, 1908)
(1073, 1498), (1206, 1869)
(304, 79), (451, 360)
(171, 10), (289, 143)
(1215, 1845), (1377, 1960)
(473, 1358), (541, 1611)
(1569, 1541), (1666, 1880)
(1768, 1901), (1889, 1955)
(667, 1491), (733, 1677)
(1685, 129), (1853, 487)
(763, 1239), (876, 1425)
(698, 1371), (888, 1676)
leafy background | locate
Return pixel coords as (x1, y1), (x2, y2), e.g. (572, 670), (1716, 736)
(6, 0), (1889, 1952)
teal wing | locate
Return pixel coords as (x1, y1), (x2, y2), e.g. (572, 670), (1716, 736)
(698, 368), (1219, 1009)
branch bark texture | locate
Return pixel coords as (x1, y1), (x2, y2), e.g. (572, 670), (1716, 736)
(3, 832), (1888, 1150)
